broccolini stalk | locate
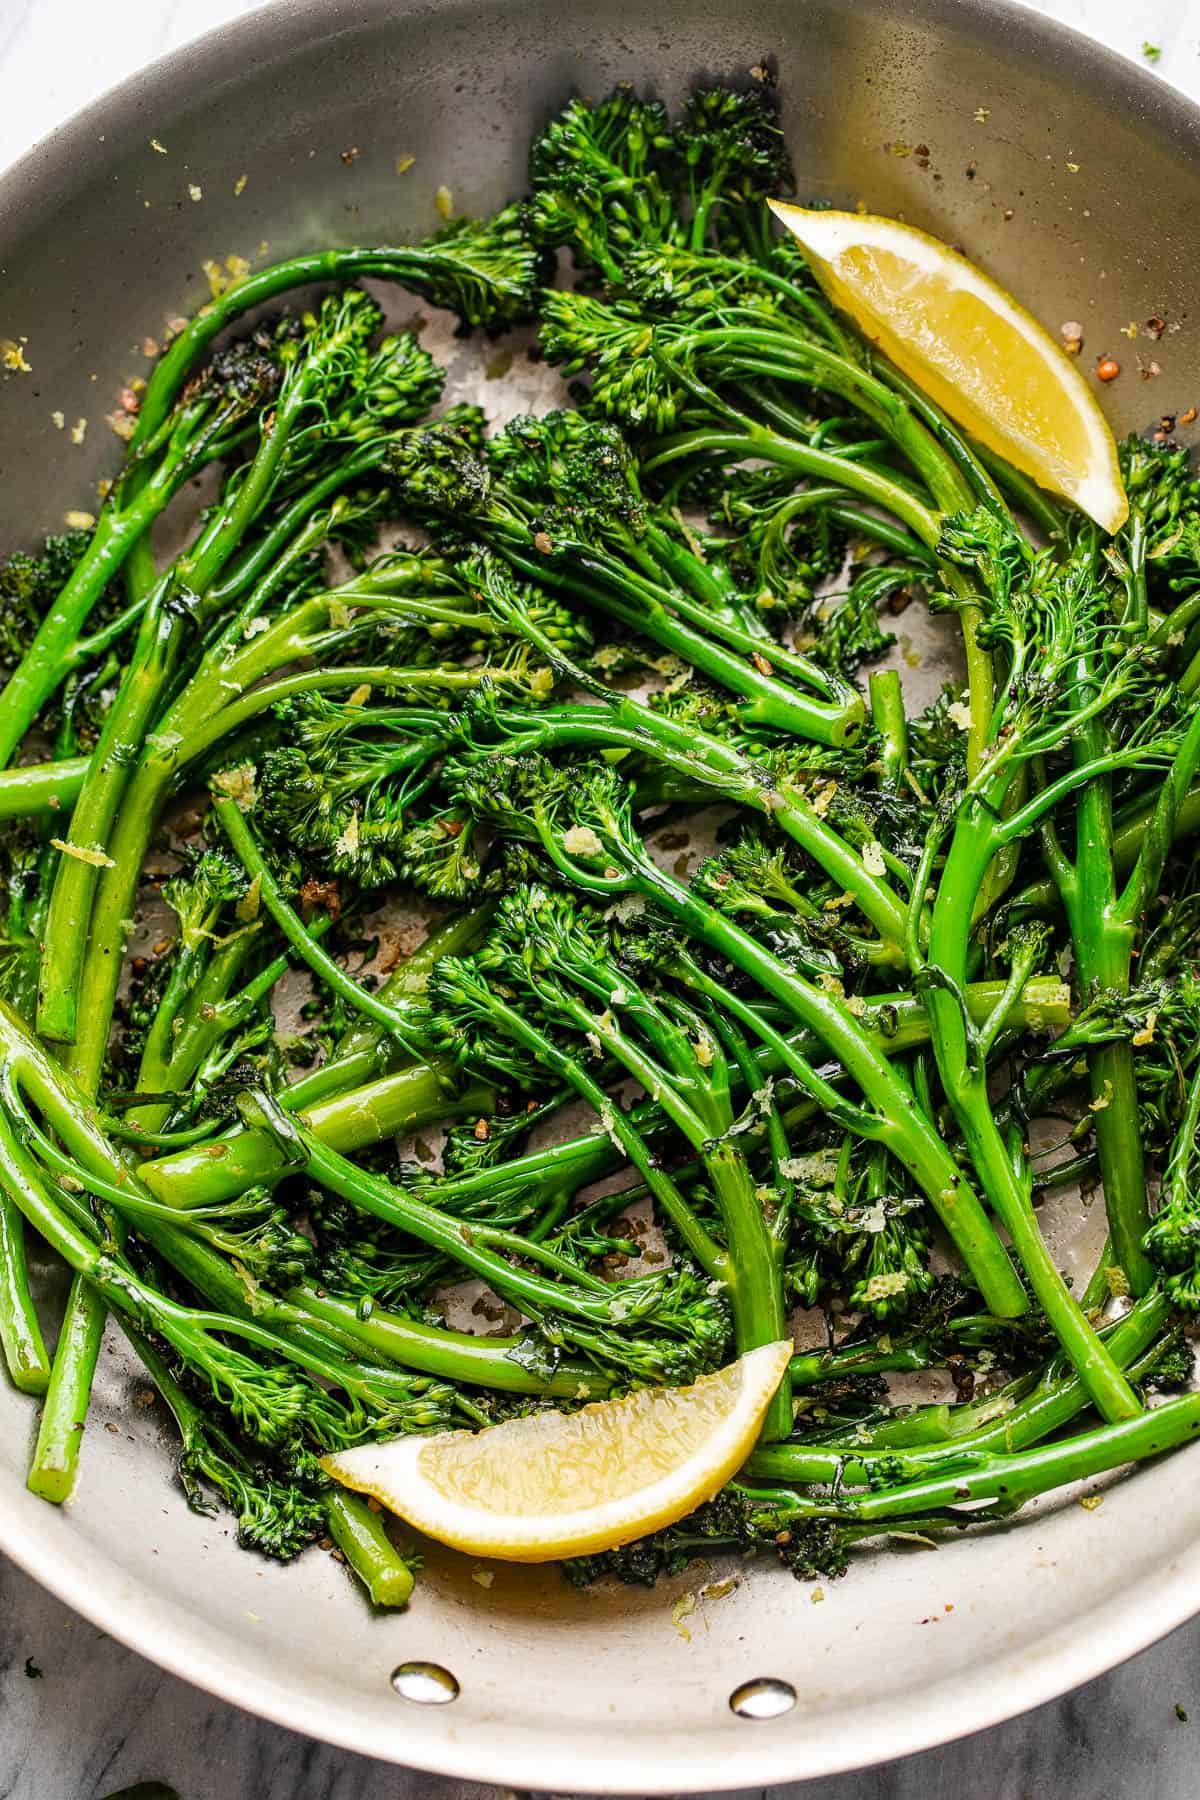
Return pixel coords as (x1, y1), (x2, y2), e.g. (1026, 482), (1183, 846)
(386, 418), (865, 747)
(919, 776), (1143, 1419)
(742, 1390), (1200, 1527)
(869, 669), (909, 788)
(130, 210), (548, 451)
(0, 757), (89, 821)
(912, 515), (1182, 1413)
(141, 1059), (494, 1210)
(428, 886), (790, 1435)
(0, 336), (285, 769)
(1036, 481), (1200, 1291)
(39, 294), (440, 1051)
(0, 1185), (49, 1396)
(325, 1489), (417, 1608)
(449, 568), (909, 958)
(450, 752), (1027, 1318)
(26, 1274), (103, 1500)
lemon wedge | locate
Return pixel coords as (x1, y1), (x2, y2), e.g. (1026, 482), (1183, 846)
(322, 1340), (792, 1562)
(769, 200), (1128, 534)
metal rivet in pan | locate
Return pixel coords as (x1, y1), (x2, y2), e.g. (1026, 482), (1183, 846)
(729, 1676), (797, 1719)
(391, 1661), (460, 1704)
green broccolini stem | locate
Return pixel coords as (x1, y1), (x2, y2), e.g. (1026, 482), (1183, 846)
(598, 840), (1028, 1318)
(25, 1274), (104, 1501)
(0, 1190), (50, 1395)
(325, 1490), (416, 1608)
(142, 1059), (492, 1209)
(129, 241), (527, 450)
(502, 543), (860, 746)
(747, 1390), (1200, 1523)
(0, 420), (218, 771)
(869, 669), (909, 786)
(214, 796), (425, 1041)
(921, 792), (1141, 1420)
(37, 579), (184, 1043)
(137, 974), (1068, 1213)
(0, 758), (89, 820)
(751, 1290), (1169, 1486)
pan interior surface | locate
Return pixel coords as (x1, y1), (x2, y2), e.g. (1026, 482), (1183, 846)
(1, 0), (1198, 1787)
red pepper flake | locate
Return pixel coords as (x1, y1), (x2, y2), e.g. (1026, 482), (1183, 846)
(1096, 356), (1121, 382)
(299, 876), (341, 920)
(1180, 407), (1197, 425)
(473, 1117), (490, 1142)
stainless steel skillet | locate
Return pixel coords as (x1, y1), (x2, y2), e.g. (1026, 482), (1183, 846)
(0, 0), (1198, 1787)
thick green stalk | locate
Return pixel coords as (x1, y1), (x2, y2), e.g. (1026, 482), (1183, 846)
(291, 1288), (611, 1398)
(745, 1390), (1200, 1522)
(134, 926), (265, 1131)
(38, 583), (185, 1043)
(325, 1490), (416, 1607)
(1067, 848), (1153, 1293)
(0, 758), (89, 821)
(615, 849), (1028, 1318)
(213, 797), (423, 1040)
(25, 1274), (104, 1499)
(139, 975), (1068, 1212)
(869, 669), (909, 786)
(705, 1140), (792, 1439)
(0, 1190), (49, 1395)
(141, 1060), (492, 1208)
(923, 794), (1141, 1420)
(0, 446), (201, 769)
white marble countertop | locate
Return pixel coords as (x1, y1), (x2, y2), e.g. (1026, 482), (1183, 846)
(3, 2), (1200, 1797)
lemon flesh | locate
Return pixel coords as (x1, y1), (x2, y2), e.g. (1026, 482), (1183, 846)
(322, 1339), (792, 1561)
(769, 200), (1128, 535)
